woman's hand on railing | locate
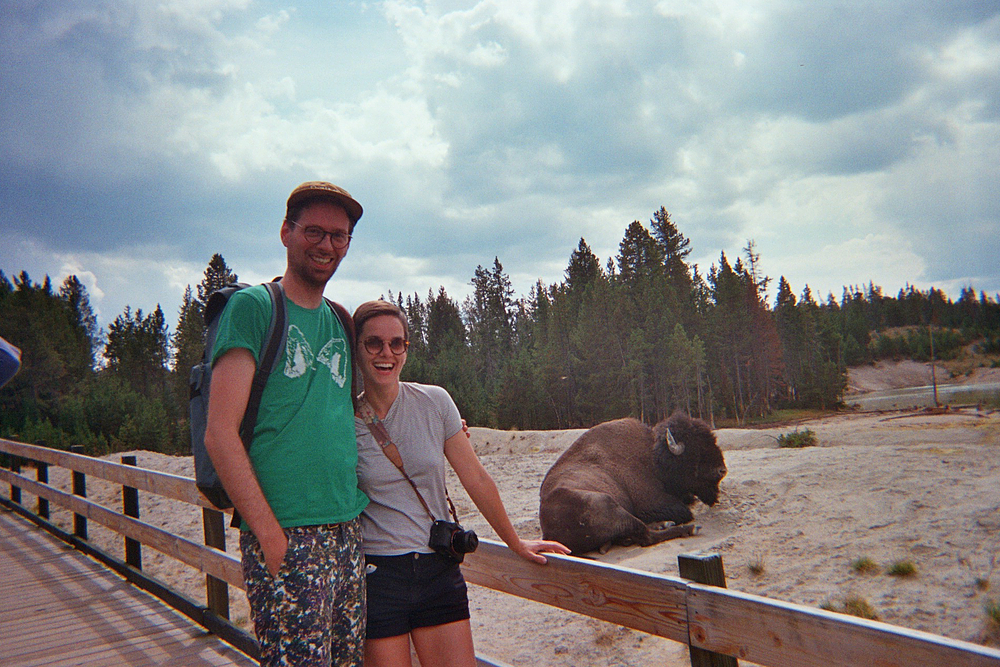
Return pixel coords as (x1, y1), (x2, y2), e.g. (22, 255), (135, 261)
(512, 538), (572, 565)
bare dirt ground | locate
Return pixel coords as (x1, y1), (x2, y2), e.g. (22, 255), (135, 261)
(845, 358), (1000, 394)
(27, 362), (1000, 666)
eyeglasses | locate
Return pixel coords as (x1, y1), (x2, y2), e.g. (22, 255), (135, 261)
(362, 336), (409, 355)
(288, 220), (351, 249)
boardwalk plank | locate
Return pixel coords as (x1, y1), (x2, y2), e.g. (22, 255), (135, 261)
(0, 509), (256, 667)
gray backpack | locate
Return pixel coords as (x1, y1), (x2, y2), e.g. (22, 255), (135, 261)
(189, 280), (355, 509)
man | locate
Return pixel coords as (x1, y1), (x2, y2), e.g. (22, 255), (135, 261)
(205, 182), (369, 666)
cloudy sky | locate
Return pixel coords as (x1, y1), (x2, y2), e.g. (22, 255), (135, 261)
(2, 0), (999, 334)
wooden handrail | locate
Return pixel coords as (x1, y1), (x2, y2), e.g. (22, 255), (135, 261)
(462, 540), (688, 641)
(3, 438), (1000, 667)
(460, 539), (1000, 667)
(0, 467), (243, 587)
(0, 438), (220, 509)
(684, 583), (1000, 667)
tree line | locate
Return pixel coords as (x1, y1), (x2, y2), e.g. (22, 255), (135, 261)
(2, 208), (998, 454)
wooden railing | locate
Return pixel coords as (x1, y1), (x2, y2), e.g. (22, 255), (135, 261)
(3, 438), (999, 667)
(0, 438), (252, 657)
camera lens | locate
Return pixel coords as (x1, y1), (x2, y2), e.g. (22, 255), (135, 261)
(454, 529), (479, 554)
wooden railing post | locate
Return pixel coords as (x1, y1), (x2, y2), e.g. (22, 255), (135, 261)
(36, 461), (49, 519)
(122, 455), (142, 569)
(10, 455), (21, 504)
(70, 444), (87, 539)
(679, 553), (738, 667)
(203, 507), (230, 619)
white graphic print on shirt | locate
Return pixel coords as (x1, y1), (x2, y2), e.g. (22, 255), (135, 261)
(284, 325), (349, 387)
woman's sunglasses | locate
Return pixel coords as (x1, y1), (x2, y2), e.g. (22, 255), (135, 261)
(362, 336), (409, 355)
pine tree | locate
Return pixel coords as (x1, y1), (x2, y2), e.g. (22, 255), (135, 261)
(650, 206), (693, 299)
(104, 306), (170, 402)
(58, 275), (102, 368)
(706, 253), (747, 419)
(571, 276), (628, 423)
(400, 293), (430, 385)
(425, 287), (484, 424)
(535, 278), (583, 428)
(616, 221), (664, 285)
(565, 238), (602, 297)
(774, 276), (803, 403)
(169, 286), (204, 450)
(426, 287), (466, 362)
(0, 271), (99, 444)
(172, 286), (203, 373)
(465, 258), (515, 416)
(196, 254), (239, 313)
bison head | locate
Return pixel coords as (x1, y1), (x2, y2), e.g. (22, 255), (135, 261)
(654, 413), (727, 506)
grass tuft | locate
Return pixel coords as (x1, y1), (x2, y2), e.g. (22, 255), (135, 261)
(842, 595), (880, 620)
(747, 554), (766, 576)
(823, 595), (879, 620)
(887, 560), (917, 577)
(986, 599), (1000, 629)
(851, 557), (880, 574)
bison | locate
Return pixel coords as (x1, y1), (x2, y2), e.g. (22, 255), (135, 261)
(539, 413), (726, 555)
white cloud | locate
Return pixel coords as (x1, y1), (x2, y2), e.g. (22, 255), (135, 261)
(788, 233), (928, 298)
(3, 0), (999, 331)
(926, 20), (1000, 80)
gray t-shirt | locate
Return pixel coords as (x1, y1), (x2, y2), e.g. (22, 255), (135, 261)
(355, 382), (464, 555)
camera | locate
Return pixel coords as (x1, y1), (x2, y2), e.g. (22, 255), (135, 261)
(428, 519), (479, 563)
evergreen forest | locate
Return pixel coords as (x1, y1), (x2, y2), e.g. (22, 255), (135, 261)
(2, 208), (999, 455)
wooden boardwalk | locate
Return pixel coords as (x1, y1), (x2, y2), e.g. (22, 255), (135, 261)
(0, 509), (257, 666)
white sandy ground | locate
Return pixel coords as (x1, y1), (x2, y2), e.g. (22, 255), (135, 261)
(26, 362), (1000, 666)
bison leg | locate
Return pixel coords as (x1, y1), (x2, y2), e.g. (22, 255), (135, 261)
(642, 498), (695, 527)
(540, 488), (650, 556)
(645, 521), (697, 544)
(602, 522), (695, 552)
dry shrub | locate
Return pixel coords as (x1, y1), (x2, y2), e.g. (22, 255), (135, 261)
(777, 428), (817, 448)
(851, 556), (879, 574)
(822, 595), (879, 621)
(888, 560), (917, 577)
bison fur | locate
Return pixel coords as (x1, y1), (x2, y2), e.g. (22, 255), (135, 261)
(539, 413), (726, 555)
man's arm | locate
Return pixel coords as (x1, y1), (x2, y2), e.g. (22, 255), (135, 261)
(204, 347), (287, 575)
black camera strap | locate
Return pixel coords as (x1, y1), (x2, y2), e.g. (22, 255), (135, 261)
(357, 396), (460, 524)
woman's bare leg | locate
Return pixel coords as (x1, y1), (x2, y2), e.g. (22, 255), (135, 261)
(411, 620), (477, 667)
(365, 634), (413, 667)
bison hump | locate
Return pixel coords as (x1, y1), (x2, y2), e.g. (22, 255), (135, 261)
(541, 418), (656, 490)
(558, 418), (649, 459)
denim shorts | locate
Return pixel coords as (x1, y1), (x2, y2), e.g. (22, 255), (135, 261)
(364, 551), (470, 639)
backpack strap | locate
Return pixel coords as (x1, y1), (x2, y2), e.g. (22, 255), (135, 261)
(238, 281), (286, 451)
(326, 298), (359, 409)
(227, 281), (286, 528)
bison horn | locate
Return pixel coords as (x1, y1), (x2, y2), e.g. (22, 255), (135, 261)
(666, 427), (684, 455)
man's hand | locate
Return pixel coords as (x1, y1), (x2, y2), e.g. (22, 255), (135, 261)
(261, 529), (290, 577)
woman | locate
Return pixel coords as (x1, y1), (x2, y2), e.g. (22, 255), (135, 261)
(353, 300), (569, 667)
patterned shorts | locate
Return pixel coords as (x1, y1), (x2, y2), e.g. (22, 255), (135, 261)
(241, 518), (365, 667)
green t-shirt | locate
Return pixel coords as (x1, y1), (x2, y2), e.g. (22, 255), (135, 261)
(211, 284), (368, 528)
